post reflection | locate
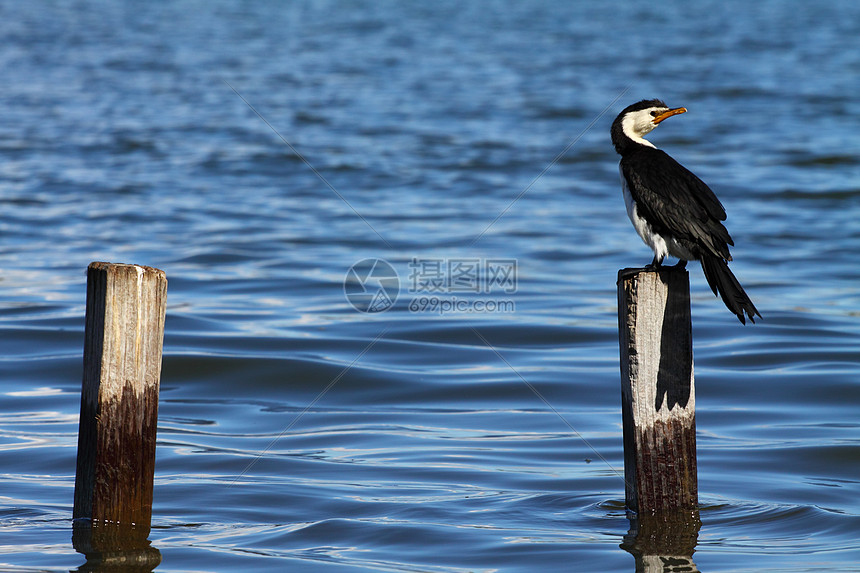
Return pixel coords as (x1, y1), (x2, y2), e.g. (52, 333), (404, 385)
(72, 519), (161, 572)
(621, 509), (701, 573)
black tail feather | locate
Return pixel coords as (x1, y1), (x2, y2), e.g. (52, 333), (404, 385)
(699, 256), (761, 325)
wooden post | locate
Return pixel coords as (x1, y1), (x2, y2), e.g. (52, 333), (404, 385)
(617, 266), (697, 515)
(73, 262), (167, 528)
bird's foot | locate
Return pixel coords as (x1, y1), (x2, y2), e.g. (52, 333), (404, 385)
(644, 256), (663, 271)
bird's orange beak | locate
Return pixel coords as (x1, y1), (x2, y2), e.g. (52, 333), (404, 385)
(652, 107), (687, 124)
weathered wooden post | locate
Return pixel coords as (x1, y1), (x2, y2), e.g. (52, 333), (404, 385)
(617, 266), (697, 515)
(73, 262), (167, 529)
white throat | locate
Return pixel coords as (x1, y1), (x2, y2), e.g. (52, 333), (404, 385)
(621, 114), (657, 149)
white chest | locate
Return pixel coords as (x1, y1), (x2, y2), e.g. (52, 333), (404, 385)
(619, 168), (696, 262)
(620, 167), (669, 261)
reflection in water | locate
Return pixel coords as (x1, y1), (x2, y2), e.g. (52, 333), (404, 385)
(72, 520), (161, 572)
(621, 510), (701, 573)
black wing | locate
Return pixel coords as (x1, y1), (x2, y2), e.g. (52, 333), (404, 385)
(621, 147), (733, 260)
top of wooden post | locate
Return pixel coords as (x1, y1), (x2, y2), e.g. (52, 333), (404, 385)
(88, 261), (166, 279)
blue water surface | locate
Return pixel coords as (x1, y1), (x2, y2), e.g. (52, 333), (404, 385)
(1, 1), (859, 571)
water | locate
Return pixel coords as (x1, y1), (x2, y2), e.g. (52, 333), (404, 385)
(1, 1), (859, 571)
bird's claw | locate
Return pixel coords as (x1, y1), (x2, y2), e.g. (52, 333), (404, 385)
(644, 256), (663, 271)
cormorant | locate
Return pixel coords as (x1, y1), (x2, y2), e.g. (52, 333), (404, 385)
(611, 99), (760, 324)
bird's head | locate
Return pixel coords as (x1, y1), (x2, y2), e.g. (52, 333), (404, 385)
(611, 99), (686, 153)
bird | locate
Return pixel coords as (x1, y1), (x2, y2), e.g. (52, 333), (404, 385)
(610, 99), (760, 324)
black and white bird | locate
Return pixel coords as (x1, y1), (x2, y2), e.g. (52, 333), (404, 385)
(611, 99), (760, 324)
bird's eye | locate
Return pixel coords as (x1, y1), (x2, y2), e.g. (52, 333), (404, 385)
(650, 110), (659, 117)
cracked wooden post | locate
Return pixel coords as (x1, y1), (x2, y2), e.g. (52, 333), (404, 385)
(74, 262), (167, 529)
(617, 266), (697, 515)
